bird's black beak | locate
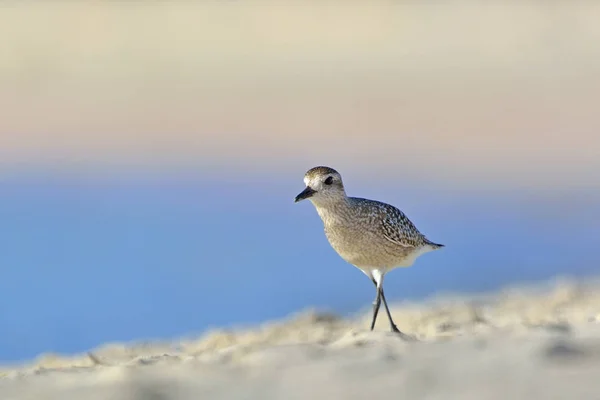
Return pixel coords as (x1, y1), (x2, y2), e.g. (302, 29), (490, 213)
(294, 186), (316, 203)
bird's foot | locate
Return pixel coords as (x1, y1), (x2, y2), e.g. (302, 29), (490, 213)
(390, 325), (417, 341)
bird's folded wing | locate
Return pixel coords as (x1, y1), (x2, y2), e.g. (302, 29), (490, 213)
(380, 211), (420, 248)
(382, 232), (416, 248)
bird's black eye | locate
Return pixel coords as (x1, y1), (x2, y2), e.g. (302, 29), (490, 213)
(324, 176), (334, 185)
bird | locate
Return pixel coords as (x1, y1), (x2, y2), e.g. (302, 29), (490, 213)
(294, 166), (444, 338)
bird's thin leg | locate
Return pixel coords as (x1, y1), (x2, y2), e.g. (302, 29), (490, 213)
(370, 278), (381, 330)
(379, 287), (400, 332)
(379, 287), (411, 339)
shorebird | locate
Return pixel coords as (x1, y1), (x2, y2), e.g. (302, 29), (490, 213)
(294, 166), (444, 337)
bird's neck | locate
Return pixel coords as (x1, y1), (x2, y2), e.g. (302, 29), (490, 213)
(312, 197), (351, 226)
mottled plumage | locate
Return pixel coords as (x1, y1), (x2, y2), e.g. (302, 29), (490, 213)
(305, 166), (338, 181)
(295, 166), (444, 337)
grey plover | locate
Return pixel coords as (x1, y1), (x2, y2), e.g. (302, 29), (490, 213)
(294, 166), (444, 337)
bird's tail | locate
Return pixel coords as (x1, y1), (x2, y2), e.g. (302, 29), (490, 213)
(424, 238), (445, 250)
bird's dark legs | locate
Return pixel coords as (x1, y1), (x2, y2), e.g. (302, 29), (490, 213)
(379, 289), (402, 334)
(370, 277), (410, 338)
(370, 278), (382, 330)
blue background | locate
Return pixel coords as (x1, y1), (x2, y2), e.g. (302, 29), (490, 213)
(2, 172), (598, 362)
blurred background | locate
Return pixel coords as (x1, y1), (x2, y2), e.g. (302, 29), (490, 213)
(1, 1), (599, 363)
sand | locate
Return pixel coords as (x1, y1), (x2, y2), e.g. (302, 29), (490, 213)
(2, 278), (600, 400)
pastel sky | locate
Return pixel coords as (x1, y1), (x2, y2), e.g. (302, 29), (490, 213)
(1, 1), (599, 363)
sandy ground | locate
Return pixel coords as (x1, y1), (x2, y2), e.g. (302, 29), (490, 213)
(2, 278), (600, 399)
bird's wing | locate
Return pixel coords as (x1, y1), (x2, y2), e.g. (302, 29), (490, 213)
(380, 206), (422, 248)
(382, 232), (416, 248)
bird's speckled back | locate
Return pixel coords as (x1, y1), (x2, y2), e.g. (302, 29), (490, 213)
(314, 196), (440, 270)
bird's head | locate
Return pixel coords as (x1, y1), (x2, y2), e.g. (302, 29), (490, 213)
(294, 166), (346, 206)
